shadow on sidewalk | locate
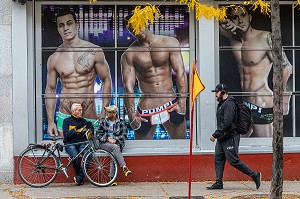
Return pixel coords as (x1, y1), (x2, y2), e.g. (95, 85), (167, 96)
(169, 197), (205, 199)
(231, 194), (300, 199)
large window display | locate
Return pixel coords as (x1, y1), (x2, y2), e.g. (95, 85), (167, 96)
(219, 3), (297, 138)
(36, 3), (191, 141)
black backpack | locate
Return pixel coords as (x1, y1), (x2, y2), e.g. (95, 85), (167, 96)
(234, 102), (253, 135)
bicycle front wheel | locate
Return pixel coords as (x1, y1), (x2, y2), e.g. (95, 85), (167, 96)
(18, 146), (58, 187)
(83, 149), (118, 187)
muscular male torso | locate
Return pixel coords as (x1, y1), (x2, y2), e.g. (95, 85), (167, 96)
(50, 42), (99, 118)
(230, 30), (273, 108)
(128, 36), (176, 110)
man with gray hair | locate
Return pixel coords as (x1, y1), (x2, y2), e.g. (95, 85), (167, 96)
(63, 103), (93, 186)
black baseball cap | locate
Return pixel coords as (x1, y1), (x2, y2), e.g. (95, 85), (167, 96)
(211, 83), (229, 92)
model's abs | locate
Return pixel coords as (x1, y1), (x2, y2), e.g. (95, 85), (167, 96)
(59, 98), (97, 119)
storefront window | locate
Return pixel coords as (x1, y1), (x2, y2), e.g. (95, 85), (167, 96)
(36, 2), (192, 141)
(219, 4), (296, 138)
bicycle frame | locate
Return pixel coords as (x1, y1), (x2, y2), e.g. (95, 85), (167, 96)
(25, 129), (97, 179)
(18, 119), (119, 187)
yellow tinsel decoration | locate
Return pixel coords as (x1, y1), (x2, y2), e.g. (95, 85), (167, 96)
(127, 4), (161, 35)
(176, 0), (227, 20)
(244, 0), (271, 16)
(86, 0), (300, 30)
(296, 0), (300, 8)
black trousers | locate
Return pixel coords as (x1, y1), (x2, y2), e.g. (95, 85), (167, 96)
(214, 134), (256, 184)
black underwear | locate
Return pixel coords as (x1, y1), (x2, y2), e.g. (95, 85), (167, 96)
(242, 100), (273, 124)
(135, 99), (185, 135)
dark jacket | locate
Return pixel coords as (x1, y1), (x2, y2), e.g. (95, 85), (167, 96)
(212, 96), (238, 142)
(96, 118), (127, 150)
(62, 115), (90, 144)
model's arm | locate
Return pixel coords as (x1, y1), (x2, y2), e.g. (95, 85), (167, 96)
(219, 18), (239, 39)
(121, 51), (147, 130)
(95, 50), (112, 119)
(266, 33), (293, 115)
(121, 52), (136, 122)
(45, 55), (59, 136)
(168, 37), (188, 113)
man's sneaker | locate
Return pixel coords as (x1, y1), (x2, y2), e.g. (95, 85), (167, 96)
(253, 172), (261, 189)
(206, 182), (223, 190)
(111, 181), (118, 186)
(74, 177), (84, 186)
(123, 166), (132, 176)
(110, 177), (117, 186)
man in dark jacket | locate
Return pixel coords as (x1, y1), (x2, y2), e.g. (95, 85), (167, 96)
(207, 84), (261, 190)
(63, 103), (92, 186)
(96, 105), (132, 185)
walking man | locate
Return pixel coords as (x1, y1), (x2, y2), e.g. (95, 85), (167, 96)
(207, 83), (261, 190)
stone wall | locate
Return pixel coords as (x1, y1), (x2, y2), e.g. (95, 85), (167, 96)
(0, 0), (13, 183)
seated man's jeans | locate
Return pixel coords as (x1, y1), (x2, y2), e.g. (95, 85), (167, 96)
(65, 143), (87, 182)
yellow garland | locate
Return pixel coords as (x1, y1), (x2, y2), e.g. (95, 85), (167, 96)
(244, 0), (271, 16)
(86, 0), (300, 31)
(296, 0), (300, 8)
(176, 0), (227, 20)
(127, 4), (161, 35)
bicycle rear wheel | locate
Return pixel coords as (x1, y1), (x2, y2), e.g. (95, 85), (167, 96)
(18, 146), (58, 187)
(83, 149), (118, 187)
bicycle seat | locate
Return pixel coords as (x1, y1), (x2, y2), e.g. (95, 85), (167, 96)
(48, 136), (64, 141)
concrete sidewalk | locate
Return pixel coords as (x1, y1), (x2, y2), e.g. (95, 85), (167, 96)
(1, 181), (300, 199)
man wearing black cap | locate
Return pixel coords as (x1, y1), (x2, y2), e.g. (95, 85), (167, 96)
(207, 83), (261, 190)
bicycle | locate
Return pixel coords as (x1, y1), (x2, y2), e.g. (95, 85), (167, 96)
(17, 122), (119, 188)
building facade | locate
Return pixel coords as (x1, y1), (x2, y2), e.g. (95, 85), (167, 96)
(1, 0), (300, 183)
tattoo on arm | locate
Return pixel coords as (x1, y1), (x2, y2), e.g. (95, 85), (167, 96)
(267, 34), (272, 49)
(77, 49), (96, 69)
(281, 51), (291, 69)
(267, 34), (291, 69)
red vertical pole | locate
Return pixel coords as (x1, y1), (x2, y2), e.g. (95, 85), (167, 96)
(188, 103), (195, 199)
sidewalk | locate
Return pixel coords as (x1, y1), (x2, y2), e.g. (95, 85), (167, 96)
(1, 181), (300, 199)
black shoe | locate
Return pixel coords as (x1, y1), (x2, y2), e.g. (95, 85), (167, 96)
(253, 172), (261, 189)
(206, 183), (223, 190)
(74, 177), (84, 186)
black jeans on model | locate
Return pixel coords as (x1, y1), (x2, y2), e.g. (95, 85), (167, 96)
(214, 134), (256, 185)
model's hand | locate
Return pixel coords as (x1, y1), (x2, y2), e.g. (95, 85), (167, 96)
(108, 137), (117, 144)
(130, 116), (147, 130)
(283, 92), (292, 115)
(168, 103), (186, 114)
(210, 135), (215, 142)
(220, 19), (240, 34)
(47, 122), (58, 136)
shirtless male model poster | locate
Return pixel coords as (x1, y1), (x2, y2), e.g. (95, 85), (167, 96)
(41, 4), (190, 140)
(219, 4), (294, 137)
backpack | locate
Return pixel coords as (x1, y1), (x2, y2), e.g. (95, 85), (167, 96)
(234, 102), (253, 135)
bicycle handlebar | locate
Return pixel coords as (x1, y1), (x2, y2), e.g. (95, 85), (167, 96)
(47, 136), (64, 141)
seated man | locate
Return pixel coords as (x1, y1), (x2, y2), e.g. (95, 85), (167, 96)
(96, 105), (132, 185)
(62, 103), (92, 186)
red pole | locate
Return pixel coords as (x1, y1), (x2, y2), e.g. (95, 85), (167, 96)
(188, 103), (195, 199)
